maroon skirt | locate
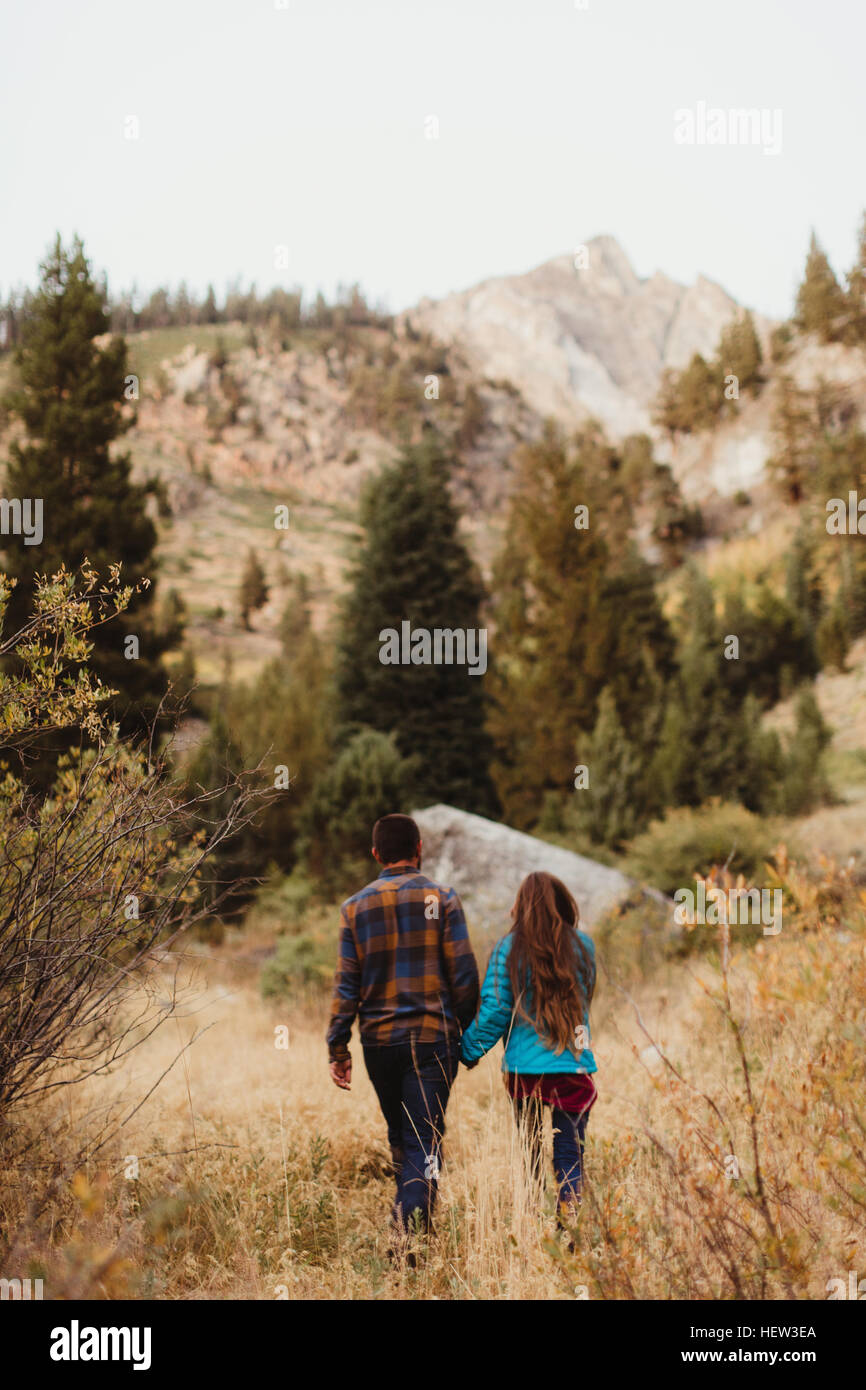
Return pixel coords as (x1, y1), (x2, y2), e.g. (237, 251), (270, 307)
(504, 1071), (598, 1116)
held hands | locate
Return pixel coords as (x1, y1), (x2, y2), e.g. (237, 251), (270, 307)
(329, 1055), (352, 1090)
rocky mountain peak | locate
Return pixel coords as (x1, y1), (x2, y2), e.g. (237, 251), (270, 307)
(403, 238), (760, 440)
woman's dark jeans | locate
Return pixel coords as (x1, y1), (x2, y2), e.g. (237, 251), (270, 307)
(512, 1096), (590, 1208)
(362, 1037), (460, 1232)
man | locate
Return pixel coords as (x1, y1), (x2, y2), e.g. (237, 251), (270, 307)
(327, 813), (479, 1238)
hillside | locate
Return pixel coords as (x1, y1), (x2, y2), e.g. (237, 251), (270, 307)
(120, 320), (539, 683)
(667, 334), (866, 504)
(103, 243), (866, 692)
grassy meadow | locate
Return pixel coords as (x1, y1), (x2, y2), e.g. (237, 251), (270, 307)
(3, 848), (864, 1302)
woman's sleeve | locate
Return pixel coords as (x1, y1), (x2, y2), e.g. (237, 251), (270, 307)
(460, 942), (514, 1064)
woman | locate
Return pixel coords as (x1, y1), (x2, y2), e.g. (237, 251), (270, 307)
(460, 871), (597, 1220)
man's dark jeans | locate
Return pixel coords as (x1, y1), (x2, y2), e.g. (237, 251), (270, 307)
(513, 1096), (590, 1208)
(362, 1037), (460, 1232)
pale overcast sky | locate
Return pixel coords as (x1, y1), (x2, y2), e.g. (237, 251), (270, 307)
(1, 0), (863, 319)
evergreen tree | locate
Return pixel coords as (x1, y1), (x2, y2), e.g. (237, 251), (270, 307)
(815, 425), (866, 636)
(721, 581), (817, 706)
(735, 694), (786, 816)
(599, 553), (676, 717)
(784, 527), (822, 666)
(334, 430), (497, 815)
(1, 235), (170, 729)
(767, 376), (816, 502)
(844, 212), (866, 343)
(715, 309), (763, 402)
(794, 232), (846, 341)
(201, 284), (220, 325)
(816, 601), (849, 671)
(298, 730), (419, 894)
(278, 572), (312, 650)
(653, 354), (720, 435)
(651, 568), (798, 816)
(573, 687), (644, 848)
(770, 321), (795, 365)
(779, 687), (833, 814)
(239, 549), (269, 628)
(656, 568), (755, 809)
(489, 424), (673, 825)
(663, 568), (728, 803)
(174, 282), (193, 325)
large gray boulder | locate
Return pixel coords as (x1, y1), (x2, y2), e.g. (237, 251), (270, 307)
(412, 804), (639, 945)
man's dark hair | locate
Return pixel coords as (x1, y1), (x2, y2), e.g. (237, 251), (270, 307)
(373, 814), (420, 865)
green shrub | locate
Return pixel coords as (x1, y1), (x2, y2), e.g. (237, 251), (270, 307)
(246, 869), (316, 936)
(260, 929), (335, 998)
(624, 801), (775, 896)
(251, 871), (342, 999)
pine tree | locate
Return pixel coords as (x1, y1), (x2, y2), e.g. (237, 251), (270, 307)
(488, 425), (612, 824)
(599, 553), (676, 720)
(658, 567), (758, 808)
(489, 424), (672, 825)
(814, 424), (866, 636)
(201, 284), (220, 325)
(574, 686), (644, 848)
(779, 687), (832, 814)
(334, 429), (497, 815)
(844, 212), (866, 343)
(238, 549), (269, 628)
(299, 730), (419, 894)
(816, 601), (849, 671)
(715, 309), (763, 401)
(653, 568), (789, 815)
(794, 232), (846, 341)
(1, 235), (170, 729)
(653, 354), (720, 435)
(721, 581), (817, 707)
(785, 527), (823, 663)
(767, 376), (816, 502)
(278, 572), (312, 650)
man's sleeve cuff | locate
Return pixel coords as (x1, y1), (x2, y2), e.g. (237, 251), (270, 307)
(329, 1042), (351, 1062)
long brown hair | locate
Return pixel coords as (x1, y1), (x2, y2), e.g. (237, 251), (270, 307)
(506, 872), (594, 1055)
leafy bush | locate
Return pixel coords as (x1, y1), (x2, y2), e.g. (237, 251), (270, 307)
(260, 924), (337, 998)
(247, 868), (317, 934)
(253, 871), (341, 999)
(0, 566), (268, 1114)
(624, 801), (775, 896)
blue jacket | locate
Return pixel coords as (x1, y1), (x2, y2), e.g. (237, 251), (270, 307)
(460, 930), (596, 1074)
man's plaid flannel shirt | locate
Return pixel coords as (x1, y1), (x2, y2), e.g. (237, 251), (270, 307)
(327, 863), (479, 1060)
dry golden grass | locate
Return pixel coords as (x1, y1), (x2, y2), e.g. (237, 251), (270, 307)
(3, 862), (865, 1302)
